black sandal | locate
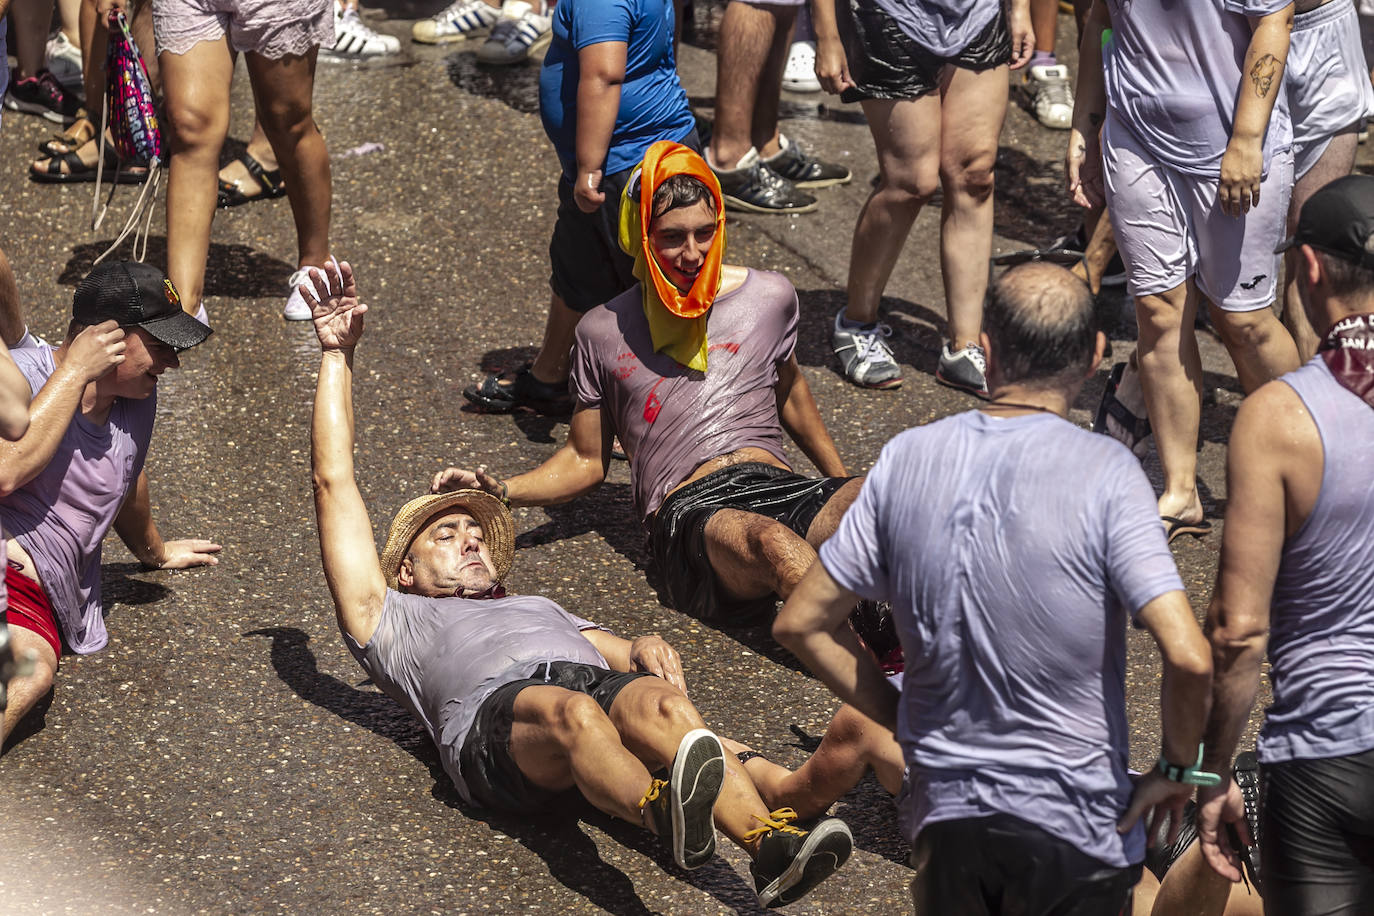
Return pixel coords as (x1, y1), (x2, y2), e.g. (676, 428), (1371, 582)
(463, 363), (573, 416)
(37, 115), (95, 157)
(1093, 362), (1151, 458)
(30, 144), (148, 184)
(217, 152), (286, 208)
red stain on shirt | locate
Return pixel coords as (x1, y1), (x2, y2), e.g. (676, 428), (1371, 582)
(643, 377), (666, 424)
(707, 342), (740, 354)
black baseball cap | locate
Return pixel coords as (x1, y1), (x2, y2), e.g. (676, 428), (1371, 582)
(1275, 174), (1374, 270)
(72, 261), (213, 351)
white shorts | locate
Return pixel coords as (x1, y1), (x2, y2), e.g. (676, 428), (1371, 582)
(1103, 114), (1293, 312)
(1289, 0), (1374, 178)
(153, 0), (333, 58)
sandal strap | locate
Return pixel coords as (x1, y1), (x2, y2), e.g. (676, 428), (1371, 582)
(238, 153), (284, 195)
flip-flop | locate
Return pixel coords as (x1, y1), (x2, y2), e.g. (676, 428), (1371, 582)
(217, 151), (287, 208)
(1094, 362), (1152, 458)
(1163, 516), (1212, 544)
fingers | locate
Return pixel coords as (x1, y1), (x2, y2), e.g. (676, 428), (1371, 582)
(1116, 789), (1154, 834)
(1199, 835), (1243, 882)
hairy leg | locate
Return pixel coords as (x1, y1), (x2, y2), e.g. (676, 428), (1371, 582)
(2, 628), (58, 745)
(246, 49), (331, 274)
(1135, 282), (1203, 523)
(1071, 206), (1117, 295)
(938, 64), (1008, 348)
(843, 97), (942, 324)
(703, 509), (818, 601)
(710, 1), (782, 168)
(803, 477), (862, 549)
(1208, 303), (1300, 395)
(749, 3), (796, 157)
(161, 38), (235, 314)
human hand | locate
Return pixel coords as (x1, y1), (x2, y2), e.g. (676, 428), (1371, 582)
(1219, 137), (1262, 217)
(431, 465), (503, 496)
(150, 538), (222, 570)
(628, 635), (686, 694)
(815, 37), (855, 95)
(1197, 779), (1250, 882)
(300, 259), (367, 351)
(1066, 127), (1104, 209)
(66, 320), (126, 383)
(1117, 769), (1193, 845)
(575, 169), (604, 214)
(1007, 1), (1035, 71)
(98, 0), (129, 19)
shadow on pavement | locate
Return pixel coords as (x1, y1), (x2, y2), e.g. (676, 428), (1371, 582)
(102, 562), (173, 607)
(795, 287), (947, 381)
(60, 239), (296, 300)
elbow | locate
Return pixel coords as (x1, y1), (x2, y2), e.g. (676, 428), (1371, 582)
(0, 411), (28, 442)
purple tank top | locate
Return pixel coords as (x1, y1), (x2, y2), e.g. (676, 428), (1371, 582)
(1259, 358), (1374, 764)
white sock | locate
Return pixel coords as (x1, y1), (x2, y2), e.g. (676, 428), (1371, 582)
(194, 303), (210, 326)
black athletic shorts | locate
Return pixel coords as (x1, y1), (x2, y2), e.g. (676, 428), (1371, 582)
(911, 814), (1141, 915)
(1262, 747), (1374, 914)
(548, 128), (701, 313)
(835, 0), (1011, 103)
(459, 661), (651, 813)
(648, 462), (854, 623)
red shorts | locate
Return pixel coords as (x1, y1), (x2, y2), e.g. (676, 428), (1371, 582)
(5, 563), (62, 661)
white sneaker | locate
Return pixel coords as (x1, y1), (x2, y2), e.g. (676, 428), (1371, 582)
(325, 5), (402, 59)
(782, 41), (820, 93)
(1025, 64), (1074, 130)
(412, 0), (501, 44)
(831, 309), (902, 389)
(45, 32), (83, 90)
(283, 268), (315, 321)
(936, 342), (988, 397)
(475, 0), (552, 64)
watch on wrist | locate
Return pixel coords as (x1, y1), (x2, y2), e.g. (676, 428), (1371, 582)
(1156, 743), (1222, 787)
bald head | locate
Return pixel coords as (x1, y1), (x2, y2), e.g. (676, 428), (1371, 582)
(984, 263), (1098, 388)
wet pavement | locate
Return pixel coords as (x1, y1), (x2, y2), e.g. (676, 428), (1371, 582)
(3, 5), (1371, 914)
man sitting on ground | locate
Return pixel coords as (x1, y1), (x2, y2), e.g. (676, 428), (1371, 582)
(304, 260), (852, 909)
(434, 142), (859, 629)
(0, 262), (220, 746)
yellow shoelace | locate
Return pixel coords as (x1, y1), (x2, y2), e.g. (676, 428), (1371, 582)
(638, 778), (667, 811)
(742, 807), (807, 843)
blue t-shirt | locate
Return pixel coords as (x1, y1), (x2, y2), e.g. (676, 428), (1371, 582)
(820, 411), (1185, 869)
(538, 0), (695, 178)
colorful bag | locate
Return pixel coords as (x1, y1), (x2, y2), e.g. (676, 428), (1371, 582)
(93, 9), (163, 264)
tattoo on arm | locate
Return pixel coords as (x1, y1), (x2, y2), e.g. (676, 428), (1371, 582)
(1250, 54), (1279, 98)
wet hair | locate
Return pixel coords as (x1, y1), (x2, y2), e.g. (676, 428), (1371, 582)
(983, 263), (1098, 387)
(650, 174), (718, 222)
(1314, 250), (1374, 300)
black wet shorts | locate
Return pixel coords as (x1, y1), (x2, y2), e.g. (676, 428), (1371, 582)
(548, 128), (701, 313)
(648, 462), (854, 623)
(1261, 747), (1374, 914)
(911, 814), (1141, 915)
(835, 1), (1011, 103)
(459, 661), (651, 813)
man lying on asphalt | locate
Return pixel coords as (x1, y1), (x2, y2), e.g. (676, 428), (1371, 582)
(434, 142), (863, 630)
(304, 260), (852, 909)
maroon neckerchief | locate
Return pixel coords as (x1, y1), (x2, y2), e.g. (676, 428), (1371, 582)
(1319, 312), (1374, 409)
(456, 583), (507, 600)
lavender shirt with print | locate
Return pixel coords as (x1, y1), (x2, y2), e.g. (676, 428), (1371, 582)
(569, 269), (798, 521)
(1104, 0), (1293, 177)
(0, 346), (155, 653)
(820, 412), (1185, 868)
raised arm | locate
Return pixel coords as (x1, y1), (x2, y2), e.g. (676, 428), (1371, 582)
(1219, 4), (1294, 217)
(574, 41), (628, 214)
(305, 262), (387, 644)
(0, 321), (125, 497)
(776, 355), (846, 477)
(0, 346), (30, 440)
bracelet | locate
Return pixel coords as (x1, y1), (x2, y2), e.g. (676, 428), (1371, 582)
(497, 479), (510, 507)
(1156, 743), (1222, 787)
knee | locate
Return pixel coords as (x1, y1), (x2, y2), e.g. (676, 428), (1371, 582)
(1214, 307), (1283, 351)
(166, 100), (228, 152)
(646, 689), (705, 732)
(751, 523), (812, 590)
(257, 102), (316, 143)
(878, 167), (940, 206)
(549, 692), (613, 741)
(941, 157), (996, 201)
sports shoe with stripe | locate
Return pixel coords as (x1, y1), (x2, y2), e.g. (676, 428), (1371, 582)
(746, 809), (854, 908)
(639, 729), (726, 870)
(411, 0), (501, 44)
(325, 4), (401, 59)
(475, 0), (552, 65)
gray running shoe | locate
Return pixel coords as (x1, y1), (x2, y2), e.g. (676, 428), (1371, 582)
(832, 309), (902, 389)
(712, 149), (818, 214)
(749, 811), (853, 908)
(763, 135), (851, 188)
(640, 729), (725, 870)
(936, 342), (988, 397)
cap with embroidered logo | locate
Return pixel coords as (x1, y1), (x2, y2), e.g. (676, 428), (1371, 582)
(72, 261), (212, 351)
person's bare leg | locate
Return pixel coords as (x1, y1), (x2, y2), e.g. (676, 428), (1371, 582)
(803, 477), (862, 547)
(529, 293), (582, 385)
(1149, 841), (1237, 916)
(246, 50), (332, 278)
(938, 64), (1008, 348)
(58, 0), (80, 42)
(1071, 207), (1117, 295)
(710, 0), (780, 168)
(703, 509), (818, 601)
(1283, 130), (1360, 361)
(842, 96), (943, 325)
(749, 4), (796, 158)
(1208, 303), (1300, 395)
(1, 629), (58, 745)
(9, 0), (56, 80)
(218, 118), (282, 191)
(0, 249), (27, 347)
(161, 38), (235, 316)
(130, 0), (160, 92)
(1135, 282), (1204, 523)
(1030, 0), (1058, 56)
(1133, 870), (1161, 916)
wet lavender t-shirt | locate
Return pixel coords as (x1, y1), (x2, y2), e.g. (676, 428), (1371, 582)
(345, 589), (608, 805)
(570, 269), (798, 521)
(1104, 0), (1293, 177)
(872, 0), (1002, 57)
(0, 346), (154, 654)
(820, 412), (1185, 868)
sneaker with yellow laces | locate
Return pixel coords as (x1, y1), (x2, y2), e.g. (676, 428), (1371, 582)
(746, 808), (853, 908)
(638, 728), (725, 870)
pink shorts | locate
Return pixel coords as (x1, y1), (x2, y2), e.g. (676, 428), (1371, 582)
(153, 0), (333, 59)
(1103, 112), (1293, 312)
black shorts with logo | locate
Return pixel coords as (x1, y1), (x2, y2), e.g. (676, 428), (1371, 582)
(836, 0), (1011, 103)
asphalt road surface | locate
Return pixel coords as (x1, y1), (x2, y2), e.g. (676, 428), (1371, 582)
(3, 5), (1367, 913)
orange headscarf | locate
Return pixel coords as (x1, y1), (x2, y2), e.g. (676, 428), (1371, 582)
(618, 141), (727, 371)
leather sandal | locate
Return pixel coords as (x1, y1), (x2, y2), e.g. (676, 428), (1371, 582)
(30, 144), (148, 184)
(462, 363), (573, 416)
(217, 152), (287, 208)
(38, 115), (95, 156)
(1092, 362), (1152, 458)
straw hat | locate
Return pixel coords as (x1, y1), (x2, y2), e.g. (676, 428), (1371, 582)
(380, 490), (515, 590)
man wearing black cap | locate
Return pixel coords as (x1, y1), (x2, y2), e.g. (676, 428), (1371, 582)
(0, 261), (220, 747)
(1197, 174), (1374, 914)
